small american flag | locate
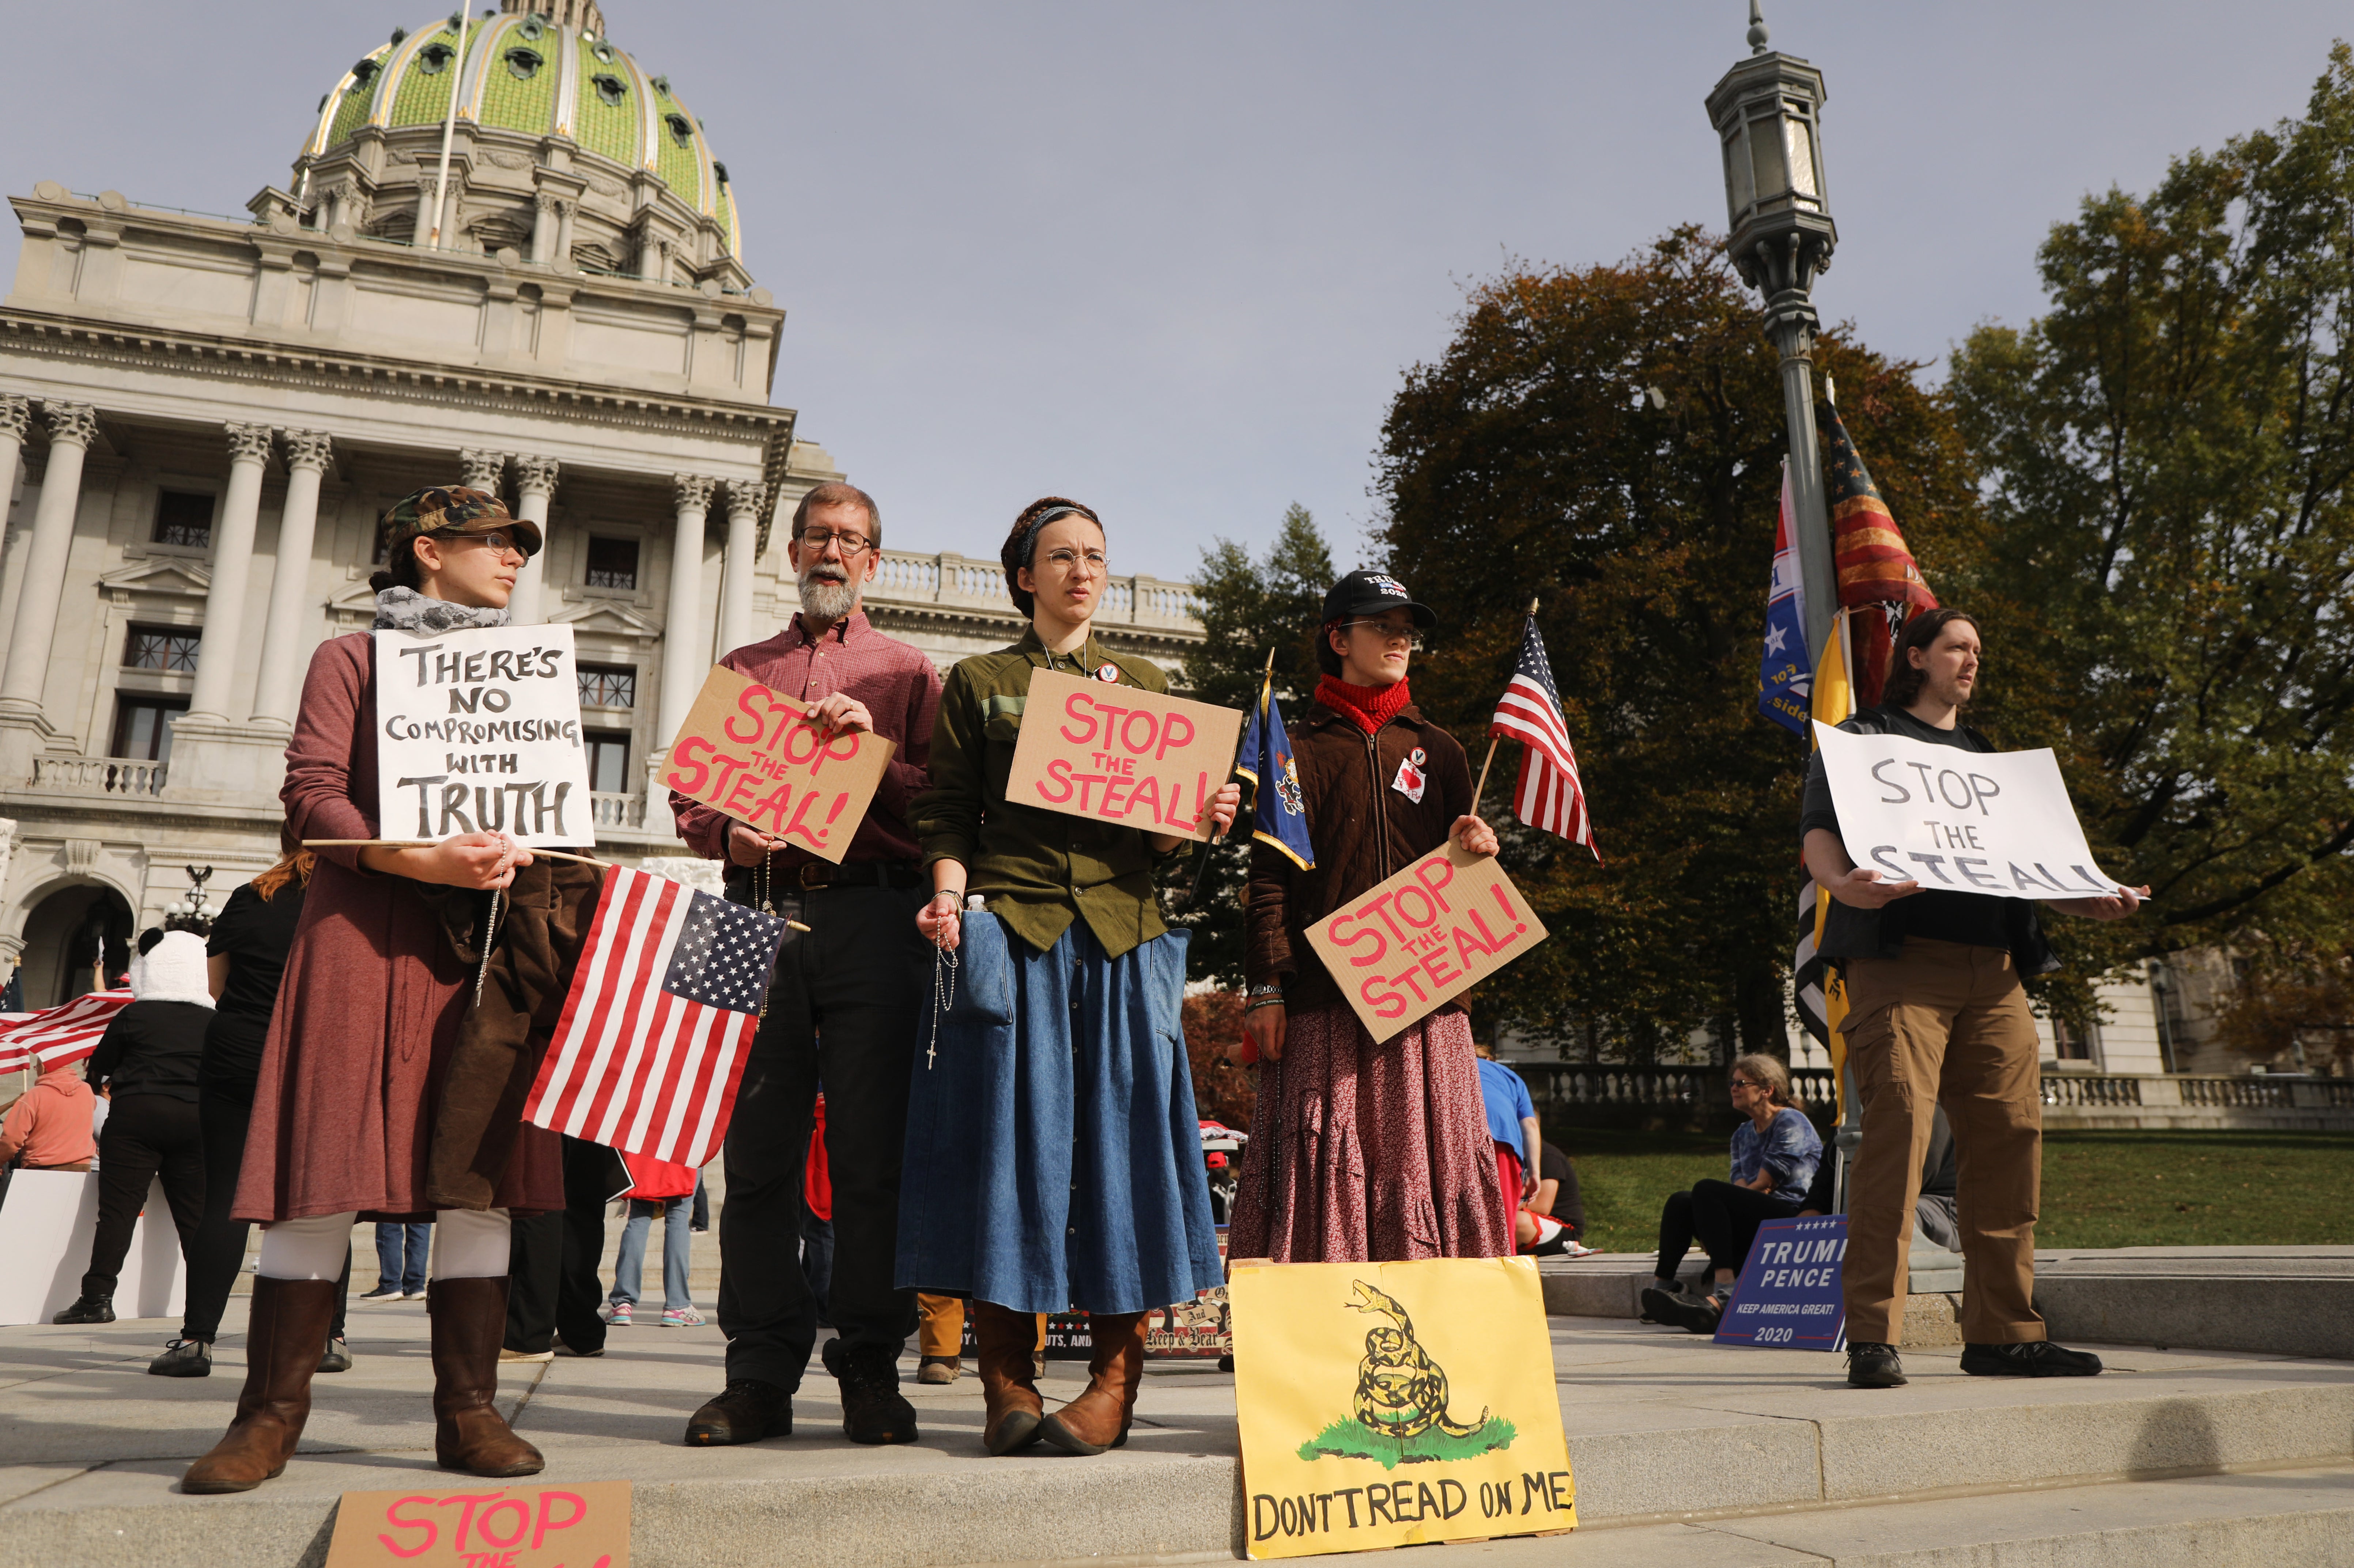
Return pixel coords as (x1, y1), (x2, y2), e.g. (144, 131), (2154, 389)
(0, 989), (132, 1075)
(524, 867), (788, 1167)
(1489, 613), (1600, 860)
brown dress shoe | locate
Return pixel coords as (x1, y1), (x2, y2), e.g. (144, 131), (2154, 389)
(181, 1277), (339, 1493)
(974, 1301), (1047, 1455)
(429, 1278), (545, 1477)
(1038, 1311), (1148, 1457)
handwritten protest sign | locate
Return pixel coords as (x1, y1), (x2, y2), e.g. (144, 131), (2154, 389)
(1231, 1257), (1573, 1560)
(1715, 1215), (1848, 1352)
(659, 665), (895, 865)
(1813, 722), (2127, 900)
(1303, 844), (1549, 1042)
(1005, 669), (1243, 843)
(324, 1480), (628, 1568)
(374, 624), (593, 848)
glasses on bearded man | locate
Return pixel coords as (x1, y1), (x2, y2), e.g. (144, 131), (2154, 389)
(798, 527), (873, 557)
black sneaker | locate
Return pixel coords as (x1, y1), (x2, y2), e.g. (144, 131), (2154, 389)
(1653, 1292), (1725, 1335)
(685, 1378), (793, 1446)
(358, 1284), (404, 1300)
(317, 1336), (353, 1374)
(822, 1337), (919, 1445)
(1638, 1284), (1694, 1325)
(148, 1338), (212, 1377)
(53, 1295), (114, 1325)
(1961, 1340), (2103, 1378)
(1847, 1341), (1907, 1387)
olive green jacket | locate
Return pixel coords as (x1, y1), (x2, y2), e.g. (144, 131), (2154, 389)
(912, 628), (1186, 958)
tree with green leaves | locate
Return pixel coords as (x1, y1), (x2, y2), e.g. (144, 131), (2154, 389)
(1947, 43), (2354, 979)
(1168, 504), (1336, 986)
(1373, 228), (1982, 1061)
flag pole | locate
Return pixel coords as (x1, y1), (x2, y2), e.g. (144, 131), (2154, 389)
(1180, 647), (1274, 909)
(1471, 597), (1540, 818)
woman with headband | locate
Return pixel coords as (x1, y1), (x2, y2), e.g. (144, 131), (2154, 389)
(899, 496), (1240, 1458)
(183, 486), (587, 1494)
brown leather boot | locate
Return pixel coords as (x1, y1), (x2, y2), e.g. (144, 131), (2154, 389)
(974, 1301), (1047, 1455)
(181, 1277), (338, 1493)
(1038, 1311), (1148, 1456)
(429, 1277), (546, 1477)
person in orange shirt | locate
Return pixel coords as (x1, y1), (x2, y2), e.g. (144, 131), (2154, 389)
(0, 1060), (99, 1172)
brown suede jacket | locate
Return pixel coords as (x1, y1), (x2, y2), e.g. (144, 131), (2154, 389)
(1246, 698), (1473, 1014)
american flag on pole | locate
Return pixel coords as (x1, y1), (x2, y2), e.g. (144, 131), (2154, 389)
(1489, 611), (1601, 861)
(0, 989), (132, 1075)
(524, 867), (789, 1168)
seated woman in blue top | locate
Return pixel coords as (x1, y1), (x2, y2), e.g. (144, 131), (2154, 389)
(1641, 1054), (1821, 1334)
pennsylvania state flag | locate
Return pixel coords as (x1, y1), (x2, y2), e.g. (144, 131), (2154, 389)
(1235, 667), (1314, 871)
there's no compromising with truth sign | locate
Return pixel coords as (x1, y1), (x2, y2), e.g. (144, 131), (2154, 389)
(374, 624), (593, 848)
(1813, 721), (2125, 899)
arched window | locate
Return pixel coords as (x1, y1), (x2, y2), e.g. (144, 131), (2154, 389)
(504, 46), (544, 80)
(665, 112), (694, 148)
(417, 40), (456, 75)
(591, 72), (627, 106)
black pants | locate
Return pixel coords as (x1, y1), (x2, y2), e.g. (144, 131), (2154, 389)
(182, 1079), (350, 1344)
(506, 1133), (618, 1355)
(83, 1094), (205, 1301)
(719, 883), (924, 1390)
(1654, 1178), (1800, 1278)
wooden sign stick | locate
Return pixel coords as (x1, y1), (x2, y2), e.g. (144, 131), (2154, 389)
(1182, 647), (1274, 909)
(1470, 596), (1541, 820)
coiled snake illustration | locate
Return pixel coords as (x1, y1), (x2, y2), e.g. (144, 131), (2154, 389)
(1346, 1281), (1490, 1442)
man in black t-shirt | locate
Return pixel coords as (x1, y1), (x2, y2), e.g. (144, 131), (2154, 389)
(1801, 609), (2147, 1390)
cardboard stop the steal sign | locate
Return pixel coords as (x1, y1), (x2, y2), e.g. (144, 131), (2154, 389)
(1005, 668), (1244, 843)
(660, 665), (895, 864)
(1303, 844), (1549, 1042)
(323, 1480), (627, 1568)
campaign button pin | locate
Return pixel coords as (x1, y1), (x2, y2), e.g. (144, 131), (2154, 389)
(1095, 662), (1122, 682)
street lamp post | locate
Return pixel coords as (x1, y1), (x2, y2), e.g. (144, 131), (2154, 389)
(1706, 1), (1839, 664)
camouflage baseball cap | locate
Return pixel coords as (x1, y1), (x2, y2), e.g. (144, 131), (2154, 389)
(378, 485), (541, 559)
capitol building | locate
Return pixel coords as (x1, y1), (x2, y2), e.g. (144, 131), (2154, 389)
(0, 0), (1202, 1011)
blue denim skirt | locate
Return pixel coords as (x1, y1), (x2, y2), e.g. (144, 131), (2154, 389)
(894, 912), (1223, 1315)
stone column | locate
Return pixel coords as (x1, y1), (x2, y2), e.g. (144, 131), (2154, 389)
(529, 192), (556, 265)
(659, 474), (717, 750)
(0, 396), (33, 689)
(247, 429), (334, 728)
(459, 448), (505, 492)
(182, 423), (274, 724)
(0, 401), (99, 717)
(718, 479), (768, 658)
(510, 454), (558, 626)
(552, 200), (577, 269)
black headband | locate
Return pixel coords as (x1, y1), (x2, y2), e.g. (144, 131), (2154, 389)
(1016, 504), (1087, 568)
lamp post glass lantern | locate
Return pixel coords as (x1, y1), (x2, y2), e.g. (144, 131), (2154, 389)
(1706, 0), (1839, 665)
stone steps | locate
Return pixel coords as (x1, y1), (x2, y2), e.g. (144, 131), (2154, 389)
(2, 1304), (2346, 1567)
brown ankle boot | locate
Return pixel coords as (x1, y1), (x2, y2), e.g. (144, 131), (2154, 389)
(181, 1277), (338, 1493)
(1038, 1311), (1148, 1456)
(429, 1277), (545, 1477)
(974, 1302), (1047, 1455)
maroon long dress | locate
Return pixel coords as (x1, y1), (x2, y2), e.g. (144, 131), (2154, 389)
(233, 633), (562, 1224)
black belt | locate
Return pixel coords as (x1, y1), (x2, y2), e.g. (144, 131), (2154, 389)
(796, 859), (924, 891)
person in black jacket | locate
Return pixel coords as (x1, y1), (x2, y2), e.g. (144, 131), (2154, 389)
(151, 854), (353, 1378)
(53, 929), (214, 1325)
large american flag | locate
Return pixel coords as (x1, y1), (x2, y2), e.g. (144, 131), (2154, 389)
(0, 989), (132, 1075)
(524, 867), (788, 1168)
(1489, 613), (1601, 860)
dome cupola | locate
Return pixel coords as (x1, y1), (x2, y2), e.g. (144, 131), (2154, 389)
(292, 1), (746, 290)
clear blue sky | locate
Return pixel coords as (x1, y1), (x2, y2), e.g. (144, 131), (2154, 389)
(8, 3), (2345, 578)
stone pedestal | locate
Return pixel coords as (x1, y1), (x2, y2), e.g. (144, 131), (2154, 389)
(159, 718), (290, 804)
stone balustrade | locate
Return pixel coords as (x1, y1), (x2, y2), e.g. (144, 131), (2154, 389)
(863, 549), (1200, 629)
(27, 756), (166, 797)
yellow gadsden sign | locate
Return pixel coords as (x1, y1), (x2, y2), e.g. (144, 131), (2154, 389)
(1229, 1257), (1573, 1559)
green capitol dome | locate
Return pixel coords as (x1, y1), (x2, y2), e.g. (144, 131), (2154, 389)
(287, 0), (750, 289)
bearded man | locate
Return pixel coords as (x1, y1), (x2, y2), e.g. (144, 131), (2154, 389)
(668, 481), (944, 1446)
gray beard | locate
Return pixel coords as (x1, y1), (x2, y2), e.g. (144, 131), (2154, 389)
(797, 571), (861, 624)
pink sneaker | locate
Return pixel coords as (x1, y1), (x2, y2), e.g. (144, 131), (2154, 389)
(660, 1306), (707, 1328)
(601, 1301), (633, 1326)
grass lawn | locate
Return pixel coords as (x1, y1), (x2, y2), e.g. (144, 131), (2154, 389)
(1563, 1127), (2354, 1254)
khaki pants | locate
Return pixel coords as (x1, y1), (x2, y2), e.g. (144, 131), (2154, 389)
(917, 1292), (1045, 1359)
(1841, 939), (2045, 1346)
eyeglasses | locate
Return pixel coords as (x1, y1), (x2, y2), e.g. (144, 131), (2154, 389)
(798, 527), (873, 557)
(445, 529), (527, 563)
(1040, 548), (1107, 573)
(1341, 620), (1422, 650)
(1728, 1077), (1761, 1091)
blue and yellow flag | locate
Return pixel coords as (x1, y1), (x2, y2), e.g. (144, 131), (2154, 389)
(1235, 666), (1314, 871)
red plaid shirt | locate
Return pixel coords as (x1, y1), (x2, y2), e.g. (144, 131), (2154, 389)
(669, 610), (942, 869)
